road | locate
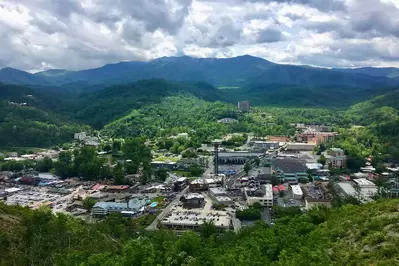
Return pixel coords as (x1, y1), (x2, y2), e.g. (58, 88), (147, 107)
(146, 186), (189, 230)
(203, 156), (214, 177)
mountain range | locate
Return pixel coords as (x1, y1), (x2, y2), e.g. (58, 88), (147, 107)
(1, 55), (399, 89)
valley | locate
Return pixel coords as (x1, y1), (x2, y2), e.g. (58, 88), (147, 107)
(1, 55), (399, 266)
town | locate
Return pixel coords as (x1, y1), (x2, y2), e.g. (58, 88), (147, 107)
(1, 102), (398, 234)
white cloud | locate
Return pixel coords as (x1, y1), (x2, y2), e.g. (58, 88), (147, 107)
(0, 0), (399, 71)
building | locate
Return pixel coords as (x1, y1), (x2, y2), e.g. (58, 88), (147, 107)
(252, 141), (280, 151)
(217, 151), (263, 165)
(296, 132), (337, 145)
(209, 187), (233, 205)
(353, 178), (378, 200)
(151, 161), (177, 169)
(336, 182), (357, 197)
(245, 184), (273, 207)
(256, 166), (273, 183)
(105, 185), (130, 193)
(238, 101), (251, 112)
(189, 179), (208, 192)
(161, 206), (231, 230)
(217, 118), (238, 124)
(74, 132), (87, 141)
(272, 158), (307, 183)
(180, 193), (205, 208)
(290, 184), (303, 200)
(91, 198), (148, 217)
(286, 143), (316, 151)
(326, 148), (347, 169)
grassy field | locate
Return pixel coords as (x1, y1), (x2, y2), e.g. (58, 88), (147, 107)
(154, 155), (180, 162)
(172, 170), (192, 177)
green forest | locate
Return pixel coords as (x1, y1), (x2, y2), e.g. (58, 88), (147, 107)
(1, 199), (398, 265)
(0, 80), (398, 168)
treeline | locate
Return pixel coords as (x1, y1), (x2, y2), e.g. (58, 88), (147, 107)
(54, 138), (152, 184)
(0, 199), (398, 265)
(0, 101), (88, 148)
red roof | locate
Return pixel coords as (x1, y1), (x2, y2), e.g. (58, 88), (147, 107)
(272, 187), (279, 193)
(92, 183), (105, 191)
(277, 185), (287, 191)
(107, 185), (129, 190)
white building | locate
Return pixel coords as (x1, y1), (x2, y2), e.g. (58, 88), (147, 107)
(353, 178), (378, 200)
(286, 143), (316, 151)
(74, 132), (86, 141)
(245, 184), (273, 207)
(290, 184), (303, 200)
(209, 187), (233, 205)
(252, 141), (280, 151)
(91, 198), (148, 217)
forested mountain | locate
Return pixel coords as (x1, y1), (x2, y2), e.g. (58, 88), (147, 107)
(0, 101), (88, 147)
(334, 67), (399, 78)
(2, 55), (399, 89)
(73, 79), (227, 128)
(0, 67), (49, 86)
(1, 199), (398, 265)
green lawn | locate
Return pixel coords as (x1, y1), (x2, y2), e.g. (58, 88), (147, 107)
(172, 170), (192, 177)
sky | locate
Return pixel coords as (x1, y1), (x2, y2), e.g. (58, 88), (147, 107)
(1, 0), (399, 72)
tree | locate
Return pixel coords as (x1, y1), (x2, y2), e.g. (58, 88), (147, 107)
(155, 168), (169, 181)
(271, 175), (280, 186)
(198, 221), (217, 239)
(317, 155), (327, 166)
(188, 164), (204, 177)
(254, 157), (261, 167)
(36, 157), (53, 172)
(83, 197), (96, 210)
(244, 162), (250, 175)
(113, 163), (125, 185)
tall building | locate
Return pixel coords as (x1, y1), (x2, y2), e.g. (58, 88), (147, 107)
(238, 101), (251, 112)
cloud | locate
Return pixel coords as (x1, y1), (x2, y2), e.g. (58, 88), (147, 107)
(257, 28), (283, 43)
(0, 0), (399, 71)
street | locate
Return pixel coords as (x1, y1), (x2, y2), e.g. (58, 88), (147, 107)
(146, 186), (189, 230)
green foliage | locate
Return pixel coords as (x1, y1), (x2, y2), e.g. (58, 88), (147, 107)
(1, 200), (399, 265)
(36, 157), (53, 172)
(317, 155), (327, 166)
(188, 164), (204, 177)
(236, 206), (262, 221)
(0, 101), (88, 148)
(244, 162), (251, 175)
(82, 197), (96, 211)
(155, 168), (169, 181)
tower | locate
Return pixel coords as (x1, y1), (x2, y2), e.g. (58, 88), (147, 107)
(212, 140), (222, 176)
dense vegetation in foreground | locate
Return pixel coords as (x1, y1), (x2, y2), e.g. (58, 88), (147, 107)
(0, 200), (398, 265)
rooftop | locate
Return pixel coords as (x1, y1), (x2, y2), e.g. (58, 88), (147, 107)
(272, 158), (307, 174)
(353, 178), (376, 187)
(337, 182), (356, 196)
(290, 184), (303, 195)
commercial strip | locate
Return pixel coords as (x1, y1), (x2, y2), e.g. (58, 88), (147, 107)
(161, 193), (232, 230)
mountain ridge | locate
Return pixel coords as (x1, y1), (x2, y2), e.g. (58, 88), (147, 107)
(1, 55), (399, 89)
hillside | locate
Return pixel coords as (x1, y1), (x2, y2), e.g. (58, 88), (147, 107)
(0, 83), (89, 148)
(2, 55), (399, 89)
(73, 79), (228, 128)
(0, 68), (48, 86)
(0, 101), (88, 147)
(1, 199), (398, 265)
(334, 67), (399, 78)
